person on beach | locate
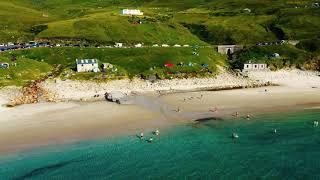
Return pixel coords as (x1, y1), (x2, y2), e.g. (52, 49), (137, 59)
(246, 114), (251, 120)
(155, 129), (160, 136)
(210, 106), (218, 113)
(314, 121), (319, 127)
(147, 137), (153, 143)
(176, 107), (181, 112)
(139, 132), (144, 139)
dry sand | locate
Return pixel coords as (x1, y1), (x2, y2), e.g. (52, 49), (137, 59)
(0, 101), (165, 154)
(1, 86), (319, 155)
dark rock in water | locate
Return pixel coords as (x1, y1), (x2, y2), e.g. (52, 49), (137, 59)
(195, 117), (223, 123)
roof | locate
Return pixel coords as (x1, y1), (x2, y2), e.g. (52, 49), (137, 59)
(244, 62), (267, 64)
(218, 45), (236, 47)
(76, 59), (98, 64)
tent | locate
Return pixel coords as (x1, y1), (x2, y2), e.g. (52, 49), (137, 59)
(164, 63), (174, 68)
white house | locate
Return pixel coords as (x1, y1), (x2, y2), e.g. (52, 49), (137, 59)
(121, 9), (143, 16)
(76, 59), (99, 72)
(183, 44), (190, 47)
(114, 43), (123, 48)
(152, 44), (159, 47)
(161, 44), (169, 47)
(243, 62), (268, 72)
(173, 44), (181, 47)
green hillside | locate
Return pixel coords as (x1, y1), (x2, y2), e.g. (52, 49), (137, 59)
(0, 47), (225, 86)
(0, 0), (319, 87)
(0, 0), (319, 44)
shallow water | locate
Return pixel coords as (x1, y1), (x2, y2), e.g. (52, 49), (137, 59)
(1, 110), (320, 179)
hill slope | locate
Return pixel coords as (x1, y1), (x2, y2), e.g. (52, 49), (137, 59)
(0, 0), (319, 44)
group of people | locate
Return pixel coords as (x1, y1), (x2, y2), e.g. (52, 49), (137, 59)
(138, 129), (160, 143)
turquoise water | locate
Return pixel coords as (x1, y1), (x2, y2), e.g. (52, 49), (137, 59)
(1, 110), (320, 179)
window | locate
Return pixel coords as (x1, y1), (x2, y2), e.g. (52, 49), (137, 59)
(254, 65), (257, 68)
(246, 65), (249, 68)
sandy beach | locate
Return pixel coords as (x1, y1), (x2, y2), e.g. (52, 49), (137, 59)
(0, 69), (320, 154)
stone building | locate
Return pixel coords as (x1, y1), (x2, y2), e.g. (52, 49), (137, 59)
(217, 45), (243, 54)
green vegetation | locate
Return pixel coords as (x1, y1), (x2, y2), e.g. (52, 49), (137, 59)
(232, 44), (313, 70)
(0, 0), (319, 45)
(296, 39), (320, 53)
(0, 0), (319, 87)
(1, 47), (225, 82)
(0, 57), (52, 86)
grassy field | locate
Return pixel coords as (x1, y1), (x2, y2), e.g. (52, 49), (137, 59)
(0, 0), (319, 45)
(0, 47), (225, 83)
(0, 0), (318, 87)
(0, 57), (52, 87)
(231, 44), (315, 70)
(36, 12), (205, 45)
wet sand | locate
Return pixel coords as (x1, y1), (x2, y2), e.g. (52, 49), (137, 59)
(0, 86), (320, 155)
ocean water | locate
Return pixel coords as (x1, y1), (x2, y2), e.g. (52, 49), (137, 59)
(1, 110), (320, 179)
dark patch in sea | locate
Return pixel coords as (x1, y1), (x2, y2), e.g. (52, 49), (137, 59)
(195, 117), (223, 123)
(191, 117), (224, 128)
(13, 158), (86, 180)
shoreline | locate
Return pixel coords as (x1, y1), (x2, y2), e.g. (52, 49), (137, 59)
(0, 86), (320, 155)
(0, 69), (319, 155)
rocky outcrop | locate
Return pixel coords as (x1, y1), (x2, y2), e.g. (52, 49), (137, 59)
(105, 91), (127, 104)
(7, 80), (58, 107)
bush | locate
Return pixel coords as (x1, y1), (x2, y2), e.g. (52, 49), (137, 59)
(29, 25), (48, 35)
(182, 23), (235, 44)
(296, 39), (320, 53)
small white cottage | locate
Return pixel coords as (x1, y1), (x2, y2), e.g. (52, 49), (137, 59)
(76, 59), (100, 72)
(121, 9), (143, 16)
(243, 62), (268, 72)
